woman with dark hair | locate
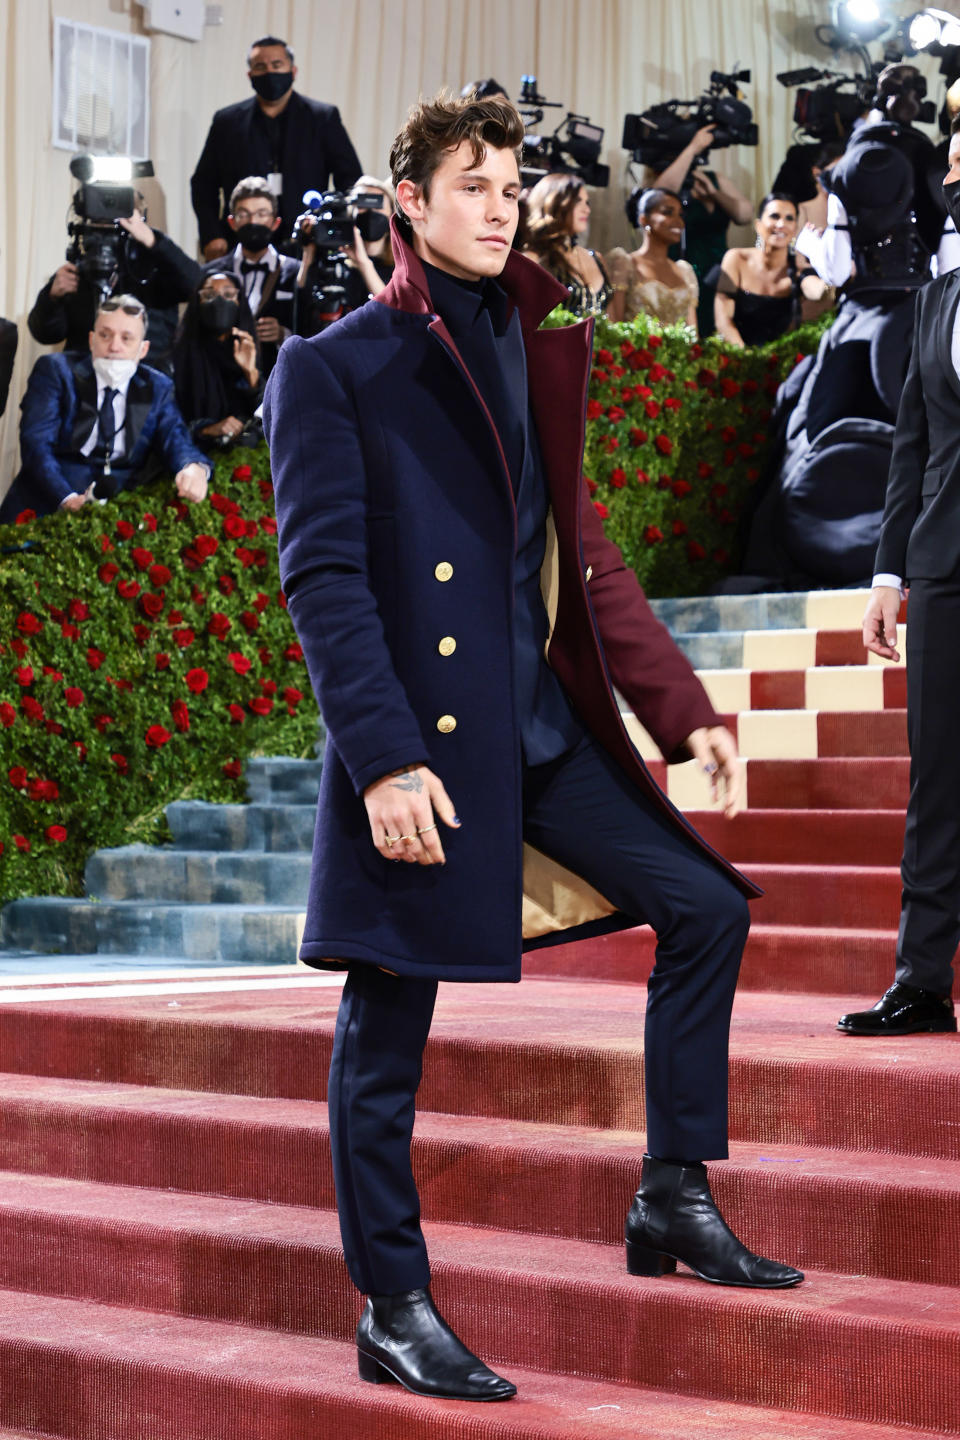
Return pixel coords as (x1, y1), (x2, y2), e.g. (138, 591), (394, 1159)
(173, 272), (262, 447)
(712, 192), (828, 347)
(522, 172), (613, 316)
(605, 187), (699, 329)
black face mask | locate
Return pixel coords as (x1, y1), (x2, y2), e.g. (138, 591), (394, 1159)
(233, 222), (275, 252)
(944, 177), (960, 230)
(251, 71), (294, 102)
(355, 210), (390, 244)
(199, 296), (240, 334)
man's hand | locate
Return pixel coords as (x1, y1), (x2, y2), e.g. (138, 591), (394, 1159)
(59, 491), (89, 513)
(685, 725), (742, 818)
(117, 214), (155, 248)
(863, 584), (902, 662)
(175, 463), (209, 503)
(363, 764), (460, 866)
(200, 415), (245, 439)
(691, 124), (716, 155)
(203, 238), (230, 262)
(50, 263), (79, 298)
(690, 169), (718, 202)
(256, 315), (281, 344)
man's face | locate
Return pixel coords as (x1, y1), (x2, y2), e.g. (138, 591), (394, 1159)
(397, 141), (520, 281)
(946, 132), (960, 187)
(228, 195), (280, 236)
(89, 308), (149, 362)
(248, 44), (295, 83)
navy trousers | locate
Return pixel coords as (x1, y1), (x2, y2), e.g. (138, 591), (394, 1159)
(328, 733), (749, 1295)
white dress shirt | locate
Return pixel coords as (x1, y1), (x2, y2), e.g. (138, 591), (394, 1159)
(232, 242), (279, 315)
(79, 368), (136, 461)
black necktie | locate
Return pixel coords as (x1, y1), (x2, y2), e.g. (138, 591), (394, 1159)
(97, 386), (117, 462)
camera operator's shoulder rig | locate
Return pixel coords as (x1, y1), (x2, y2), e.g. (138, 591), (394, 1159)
(825, 123), (930, 288)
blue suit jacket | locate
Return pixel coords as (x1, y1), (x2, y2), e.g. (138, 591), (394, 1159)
(0, 352), (207, 522)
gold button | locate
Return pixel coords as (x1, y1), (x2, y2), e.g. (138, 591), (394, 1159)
(585, 565), (593, 582)
(436, 714), (457, 734)
(434, 561), (454, 582)
(438, 636), (457, 657)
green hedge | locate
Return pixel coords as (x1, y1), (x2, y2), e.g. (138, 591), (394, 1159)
(0, 312), (830, 902)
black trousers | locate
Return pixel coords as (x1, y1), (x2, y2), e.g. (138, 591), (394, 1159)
(896, 576), (960, 994)
(328, 733), (750, 1295)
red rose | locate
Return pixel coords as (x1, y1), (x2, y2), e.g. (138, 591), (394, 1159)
(227, 703), (245, 724)
(111, 754), (129, 773)
(664, 397), (682, 412)
(167, 610), (184, 625)
(688, 541), (707, 561)
(606, 405), (626, 422)
(139, 593), (164, 620)
(98, 563), (119, 585)
(277, 590), (287, 609)
(593, 501), (609, 519)
(45, 825), (68, 844)
(217, 575), (236, 596)
(259, 679), (278, 696)
(235, 547), (255, 568)
(64, 687), (84, 708)
(620, 340), (635, 357)
(21, 697), (43, 721)
(604, 436), (619, 454)
(16, 612), (43, 635)
(585, 477), (597, 494)
(672, 520), (688, 536)
(42, 666), (62, 678)
(284, 643), (303, 662)
(283, 687), (303, 705)
(131, 547), (154, 571)
(248, 696), (274, 716)
(258, 479), (273, 499)
(232, 465), (252, 481)
(228, 653), (252, 675)
(117, 579), (141, 600)
(133, 624), (151, 646)
(697, 461), (714, 480)
(68, 599), (90, 621)
(252, 592), (270, 613)
(258, 647), (273, 665)
(629, 428), (648, 447)
(648, 334), (662, 349)
(148, 563), (172, 588)
(609, 468), (626, 488)
(61, 623), (80, 640)
(194, 534), (219, 558)
(185, 668), (209, 694)
(8, 766), (27, 789)
(260, 516), (277, 536)
(222, 759), (243, 779)
(191, 585), (206, 606)
(14, 510), (36, 525)
(115, 519), (135, 540)
(172, 628), (195, 648)
(86, 647), (105, 669)
(14, 666), (34, 686)
(28, 778), (58, 802)
(244, 519), (259, 538)
(586, 399), (603, 421)
(720, 426), (737, 444)
(210, 493), (239, 515)
(240, 611), (260, 633)
(644, 525), (664, 545)
(13, 835), (30, 852)
(10, 639), (27, 659)
(155, 653), (171, 671)
(142, 512), (158, 532)
(644, 400), (661, 419)
(635, 469), (650, 485)
(223, 514), (247, 539)
(0, 703), (15, 728)
(100, 535), (114, 554)
(145, 724), (172, 748)
(655, 435), (672, 456)
(207, 612), (232, 638)
(671, 479), (692, 498)
(94, 714), (114, 733)
(171, 699), (190, 733)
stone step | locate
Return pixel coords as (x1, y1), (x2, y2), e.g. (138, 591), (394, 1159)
(166, 800), (316, 853)
(85, 847), (311, 905)
(650, 588), (890, 636)
(0, 899), (304, 962)
(698, 665), (907, 713)
(244, 757), (323, 805)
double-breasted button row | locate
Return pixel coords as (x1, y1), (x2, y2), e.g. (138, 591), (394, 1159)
(433, 565), (456, 729)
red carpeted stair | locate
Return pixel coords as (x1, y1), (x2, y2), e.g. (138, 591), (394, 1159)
(0, 589), (957, 1440)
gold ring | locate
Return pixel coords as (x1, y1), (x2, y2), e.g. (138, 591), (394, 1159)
(417, 824), (438, 835)
(384, 834), (401, 846)
(398, 833), (417, 843)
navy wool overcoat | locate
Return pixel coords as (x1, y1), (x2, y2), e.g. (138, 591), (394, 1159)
(263, 224), (758, 983)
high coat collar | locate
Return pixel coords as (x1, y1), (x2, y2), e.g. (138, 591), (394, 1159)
(376, 217), (569, 335)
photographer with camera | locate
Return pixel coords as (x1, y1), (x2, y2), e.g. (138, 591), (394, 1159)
(293, 178), (395, 335)
(172, 273), (262, 450)
(191, 35), (362, 261)
(202, 176), (299, 378)
(29, 181), (200, 376)
(0, 296), (208, 524)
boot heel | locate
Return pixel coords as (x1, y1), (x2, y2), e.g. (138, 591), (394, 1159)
(357, 1349), (394, 1384)
(626, 1238), (677, 1276)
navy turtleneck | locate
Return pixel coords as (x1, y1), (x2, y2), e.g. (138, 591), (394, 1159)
(418, 256), (582, 766)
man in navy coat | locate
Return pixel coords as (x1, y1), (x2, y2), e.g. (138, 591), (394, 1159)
(264, 92), (803, 1404)
(0, 296), (209, 523)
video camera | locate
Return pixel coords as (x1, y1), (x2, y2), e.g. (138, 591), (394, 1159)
(65, 154), (155, 304)
(517, 75), (609, 187)
(291, 185), (390, 326)
(776, 66), (875, 142)
(622, 68), (758, 172)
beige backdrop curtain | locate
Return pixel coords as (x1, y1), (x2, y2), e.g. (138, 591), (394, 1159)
(0, 0), (944, 495)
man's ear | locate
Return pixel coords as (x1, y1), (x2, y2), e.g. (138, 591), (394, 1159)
(396, 179), (424, 226)
(139, 340), (150, 360)
(227, 215), (239, 233)
(271, 214), (281, 231)
(87, 331), (96, 353)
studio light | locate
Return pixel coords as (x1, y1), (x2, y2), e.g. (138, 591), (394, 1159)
(902, 7), (960, 53)
(832, 0), (892, 43)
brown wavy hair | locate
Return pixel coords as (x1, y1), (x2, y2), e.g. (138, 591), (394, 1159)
(522, 173), (585, 277)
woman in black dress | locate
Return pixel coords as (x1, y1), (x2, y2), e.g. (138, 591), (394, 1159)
(711, 193), (830, 347)
(522, 172), (613, 317)
(173, 273), (262, 448)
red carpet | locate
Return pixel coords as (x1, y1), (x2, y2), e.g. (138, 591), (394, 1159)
(0, 603), (957, 1438)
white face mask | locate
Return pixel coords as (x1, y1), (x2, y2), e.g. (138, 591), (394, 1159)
(93, 356), (139, 389)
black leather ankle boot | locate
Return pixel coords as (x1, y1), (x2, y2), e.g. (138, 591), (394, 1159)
(355, 1286), (517, 1401)
(625, 1155), (804, 1288)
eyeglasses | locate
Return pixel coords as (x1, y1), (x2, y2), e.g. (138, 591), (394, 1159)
(234, 207), (275, 222)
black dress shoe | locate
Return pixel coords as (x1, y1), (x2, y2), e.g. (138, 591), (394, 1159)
(837, 981), (956, 1036)
(625, 1155), (804, 1288)
(356, 1286), (516, 1401)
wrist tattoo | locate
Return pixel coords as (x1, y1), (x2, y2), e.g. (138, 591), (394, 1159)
(388, 769), (424, 794)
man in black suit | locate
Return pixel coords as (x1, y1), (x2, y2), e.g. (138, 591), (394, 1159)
(191, 35), (362, 261)
(839, 115), (960, 1037)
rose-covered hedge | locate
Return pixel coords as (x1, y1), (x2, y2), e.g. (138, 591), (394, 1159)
(546, 308), (832, 598)
(0, 312), (831, 903)
(0, 448), (319, 902)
